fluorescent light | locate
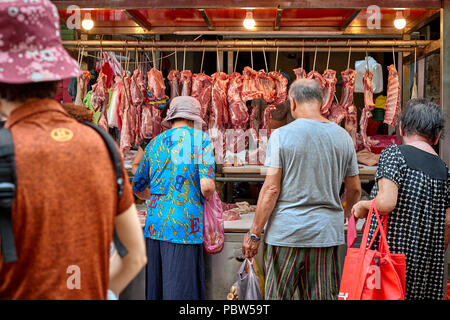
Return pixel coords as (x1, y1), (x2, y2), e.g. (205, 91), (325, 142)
(394, 10), (406, 30)
(82, 12), (94, 31)
(243, 10), (255, 30)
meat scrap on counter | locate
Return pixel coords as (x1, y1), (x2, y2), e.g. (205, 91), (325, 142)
(222, 201), (257, 221)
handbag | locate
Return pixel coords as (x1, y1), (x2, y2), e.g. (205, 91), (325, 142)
(339, 200), (406, 300)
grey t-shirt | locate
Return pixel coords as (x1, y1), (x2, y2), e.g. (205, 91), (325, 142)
(264, 118), (359, 247)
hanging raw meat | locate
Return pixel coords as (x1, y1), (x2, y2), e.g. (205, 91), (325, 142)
(328, 102), (347, 125)
(321, 69), (337, 117)
(360, 69), (379, 149)
(384, 64), (401, 127)
(130, 69), (148, 145)
(75, 70), (91, 106)
(180, 70), (193, 96)
(167, 70), (181, 98)
(141, 106), (154, 140)
(345, 104), (358, 151)
(151, 105), (163, 138)
(294, 68), (307, 80)
(210, 72), (230, 129)
(268, 71), (288, 106)
(119, 73), (133, 154)
(91, 73), (109, 132)
(260, 72), (289, 138)
(256, 70), (277, 104)
(191, 73), (213, 122)
(241, 67), (262, 102)
(340, 69), (357, 109)
(307, 70), (327, 89)
(335, 68), (358, 149)
(225, 72), (248, 166)
(227, 72), (249, 130)
(147, 68), (166, 100)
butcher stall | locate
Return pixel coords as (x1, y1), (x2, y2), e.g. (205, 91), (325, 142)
(54, 0), (450, 299)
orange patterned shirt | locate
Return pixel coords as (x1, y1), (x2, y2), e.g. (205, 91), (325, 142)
(0, 99), (134, 299)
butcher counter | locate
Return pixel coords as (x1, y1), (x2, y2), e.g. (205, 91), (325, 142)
(216, 164), (377, 202)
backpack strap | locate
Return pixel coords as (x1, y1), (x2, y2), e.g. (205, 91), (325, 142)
(83, 122), (128, 258)
(0, 127), (18, 263)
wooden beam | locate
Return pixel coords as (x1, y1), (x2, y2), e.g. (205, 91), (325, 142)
(52, 0), (442, 10)
(342, 9), (361, 31)
(404, 10), (440, 34)
(125, 9), (151, 31)
(441, 4), (450, 166)
(274, 8), (283, 31)
(440, 3), (450, 288)
(198, 9), (214, 31)
(403, 39), (440, 64)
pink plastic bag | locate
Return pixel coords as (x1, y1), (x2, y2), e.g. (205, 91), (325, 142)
(347, 215), (357, 248)
(203, 191), (225, 254)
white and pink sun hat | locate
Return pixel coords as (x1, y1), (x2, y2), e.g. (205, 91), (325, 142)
(0, 0), (82, 84)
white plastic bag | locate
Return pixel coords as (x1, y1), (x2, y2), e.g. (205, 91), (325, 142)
(354, 56), (383, 94)
(237, 258), (263, 300)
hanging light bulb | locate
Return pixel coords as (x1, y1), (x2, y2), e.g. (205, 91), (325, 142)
(82, 12), (94, 31)
(243, 10), (256, 30)
(394, 10), (406, 30)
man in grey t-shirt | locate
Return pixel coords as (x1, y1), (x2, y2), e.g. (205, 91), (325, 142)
(242, 79), (362, 300)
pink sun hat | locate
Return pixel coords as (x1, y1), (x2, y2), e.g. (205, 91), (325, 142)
(0, 0), (82, 84)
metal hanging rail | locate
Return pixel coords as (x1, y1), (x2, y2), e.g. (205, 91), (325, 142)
(69, 46), (417, 52)
(62, 39), (430, 49)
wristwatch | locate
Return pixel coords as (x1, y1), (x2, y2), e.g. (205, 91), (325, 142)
(248, 232), (261, 242)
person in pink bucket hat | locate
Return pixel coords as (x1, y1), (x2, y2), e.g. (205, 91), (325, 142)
(0, 0), (147, 300)
(132, 96), (216, 300)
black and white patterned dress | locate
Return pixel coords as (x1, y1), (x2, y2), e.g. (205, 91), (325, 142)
(368, 144), (450, 300)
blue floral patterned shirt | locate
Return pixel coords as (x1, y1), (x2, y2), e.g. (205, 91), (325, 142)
(132, 126), (215, 244)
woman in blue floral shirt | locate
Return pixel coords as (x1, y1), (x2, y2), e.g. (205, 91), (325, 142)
(132, 96), (215, 300)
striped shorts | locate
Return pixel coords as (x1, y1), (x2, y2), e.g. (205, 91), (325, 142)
(264, 244), (341, 300)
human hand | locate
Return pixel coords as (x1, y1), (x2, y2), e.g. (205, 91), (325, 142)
(242, 232), (261, 259)
(351, 201), (370, 220)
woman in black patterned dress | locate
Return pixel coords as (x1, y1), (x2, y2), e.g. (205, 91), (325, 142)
(352, 99), (450, 300)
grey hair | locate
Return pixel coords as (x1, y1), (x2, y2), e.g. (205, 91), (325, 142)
(288, 79), (323, 105)
(399, 98), (445, 142)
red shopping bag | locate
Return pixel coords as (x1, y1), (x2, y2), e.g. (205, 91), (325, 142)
(338, 200), (406, 300)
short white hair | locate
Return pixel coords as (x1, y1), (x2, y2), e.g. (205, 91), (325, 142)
(288, 79), (323, 105)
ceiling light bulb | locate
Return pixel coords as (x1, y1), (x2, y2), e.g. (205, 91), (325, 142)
(243, 11), (255, 30)
(82, 12), (94, 31)
(394, 11), (406, 30)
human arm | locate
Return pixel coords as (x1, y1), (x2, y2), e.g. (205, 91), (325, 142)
(109, 204), (147, 297)
(352, 178), (398, 219)
(200, 178), (215, 201)
(131, 146), (144, 176)
(132, 146), (152, 200)
(242, 167), (282, 258)
(199, 133), (216, 201)
(352, 146), (401, 219)
(344, 174), (362, 220)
